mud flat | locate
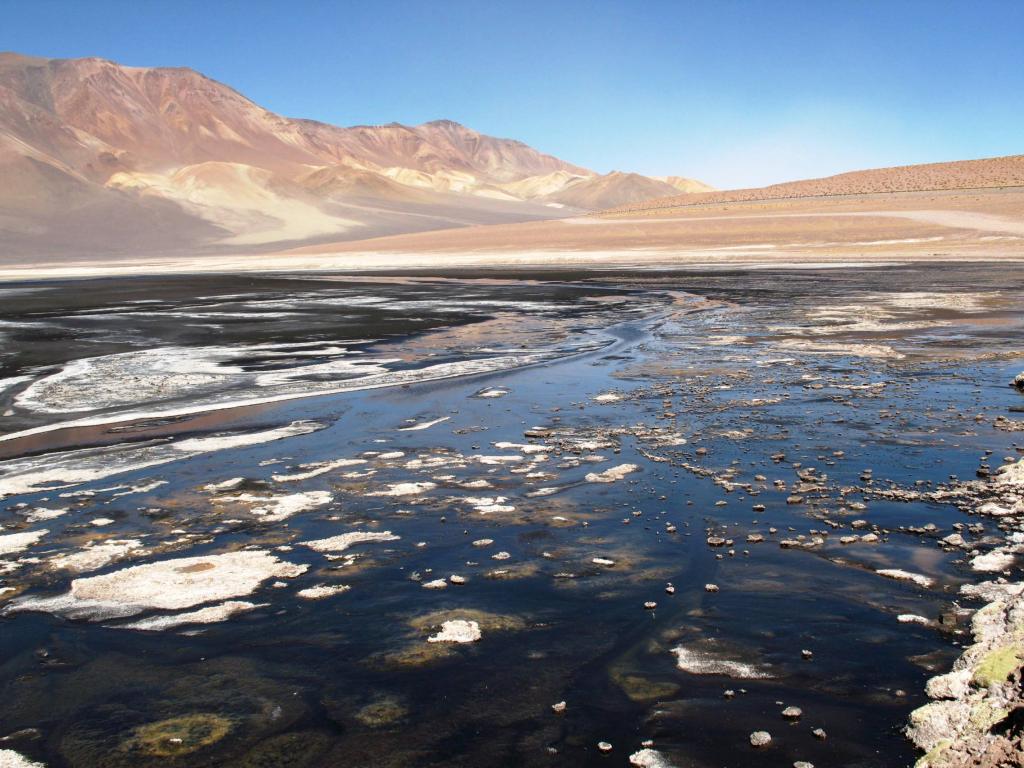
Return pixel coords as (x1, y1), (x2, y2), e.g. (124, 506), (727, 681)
(0, 267), (1022, 767)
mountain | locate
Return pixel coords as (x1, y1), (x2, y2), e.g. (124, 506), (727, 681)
(0, 52), (707, 260)
(605, 155), (1024, 213)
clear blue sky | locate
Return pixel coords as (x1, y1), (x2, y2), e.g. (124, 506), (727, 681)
(3, 0), (1022, 187)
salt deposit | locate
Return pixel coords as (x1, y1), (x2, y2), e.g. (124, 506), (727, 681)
(0, 421), (324, 497)
(0, 530), (47, 556)
(0, 749), (45, 768)
(297, 584), (351, 600)
(271, 458), (366, 482)
(585, 464), (639, 483)
(49, 539), (144, 573)
(302, 531), (400, 553)
(427, 619), (481, 643)
(8, 550), (305, 620)
(235, 490), (333, 521)
(368, 482), (436, 497)
(118, 600), (261, 631)
(398, 416), (450, 431)
(876, 569), (935, 588)
(672, 646), (772, 678)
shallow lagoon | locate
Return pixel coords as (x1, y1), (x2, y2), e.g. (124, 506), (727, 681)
(1, 265), (1022, 766)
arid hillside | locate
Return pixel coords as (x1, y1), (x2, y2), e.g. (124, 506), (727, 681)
(605, 155), (1024, 214)
(0, 52), (706, 259)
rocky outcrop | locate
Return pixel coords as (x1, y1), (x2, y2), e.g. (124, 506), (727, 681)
(908, 458), (1024, 766)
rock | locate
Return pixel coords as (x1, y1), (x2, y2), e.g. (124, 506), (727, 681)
(749, 731), (772, 747)
(704, 584), (719, 593)
(551, 701), (566, 713)
(630, 749), (675, 768)
(707, 536), (726, 547)
(812, 728), (826, 739)
(781, 706), (802, 719)
(597, 741), (613, 753)
(1012, 372), (1024, 390)
(644, 601), (658, 610)
(970, 550), (1015, 572)
(794, 763), (814, 768)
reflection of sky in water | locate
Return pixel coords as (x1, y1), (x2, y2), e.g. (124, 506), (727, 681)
(0, 269), (1021, 768)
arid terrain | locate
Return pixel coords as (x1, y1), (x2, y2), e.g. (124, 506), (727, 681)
(0, 52), (708, 261)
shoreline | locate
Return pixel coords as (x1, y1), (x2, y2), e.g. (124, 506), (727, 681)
(907, 438), (1024, 767)
(2, 251), (1024, 285)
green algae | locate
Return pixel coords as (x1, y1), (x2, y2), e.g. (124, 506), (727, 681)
(972, 644), (1023, 687)
(122, 714), (233, 757)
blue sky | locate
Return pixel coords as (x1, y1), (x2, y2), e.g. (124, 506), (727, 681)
(4, 0), (1022, 187)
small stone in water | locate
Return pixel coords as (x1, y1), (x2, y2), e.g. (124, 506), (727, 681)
(644, 601), (657, 610)
(705, 584), (719, 592)
(598, 741), (613, 753)
(551, 701), (566, 713)
(782, 706), (802, 719)
(750, 731), (772, 747)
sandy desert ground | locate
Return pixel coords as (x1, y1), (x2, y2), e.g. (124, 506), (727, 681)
(4, 186), (1023, 282)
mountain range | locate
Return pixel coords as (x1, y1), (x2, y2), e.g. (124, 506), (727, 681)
(0, 52), (711, 259)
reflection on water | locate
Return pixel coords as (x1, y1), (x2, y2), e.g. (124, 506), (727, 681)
(0, 266), (1022, 766)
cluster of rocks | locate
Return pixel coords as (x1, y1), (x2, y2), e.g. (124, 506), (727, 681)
(908, 456), (1024, 766)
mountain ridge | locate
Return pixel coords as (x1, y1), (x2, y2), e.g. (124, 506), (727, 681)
(0, 51), (708, 259)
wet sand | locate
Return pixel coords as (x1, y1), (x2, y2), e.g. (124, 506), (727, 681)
(0, 266), (1022, 767)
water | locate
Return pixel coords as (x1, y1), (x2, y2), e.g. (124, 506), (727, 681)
(0, 265), (1022, 766)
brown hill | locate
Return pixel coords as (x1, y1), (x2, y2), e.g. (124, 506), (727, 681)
(541, 171), (682, 209)
(0, 52), (705, 259)
(606, 155), (1024, 214)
